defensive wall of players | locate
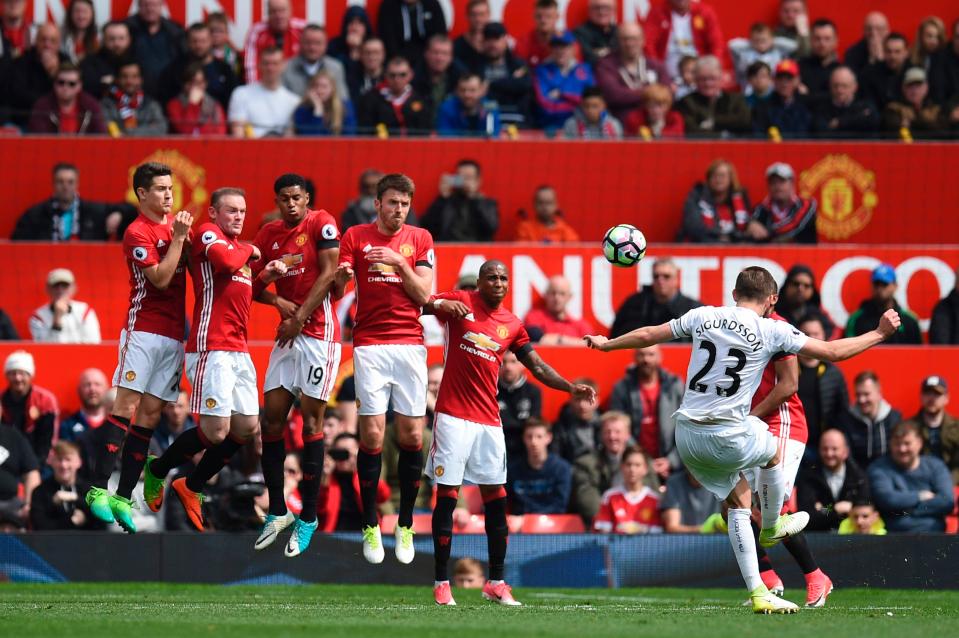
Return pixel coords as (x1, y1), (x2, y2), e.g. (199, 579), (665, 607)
(1, 138), (958, 244)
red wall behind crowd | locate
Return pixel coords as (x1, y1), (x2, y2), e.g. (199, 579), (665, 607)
(23, 0), (959, 53)
(3, 138), (958, 245)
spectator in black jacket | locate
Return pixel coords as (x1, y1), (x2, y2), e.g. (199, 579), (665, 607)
(929, 267), (959, 344)
(678, 159), (751, 243)
(377, 0), (447, 67)
(676, 55), (752, 138)
(745, 162), (818, 244)
(479, 22), (532, 127)
(12, 163), (135, 241)
(798, 19), (840, 100)
(30, 441), (105, 530)
(796, 428), (869, 531)
(125, 0), (185, 98)
(0, 423), (40, 529)
(347, 38), (385, 103)
(412, 34), (464, 116)
(797, 315), (849, 461)
(775, 265), (836, 337)
(328, 5), (373, 71)
(551, 377), (600, 463)
(859, 33), (910, 109)
(453, 0), (489, 73)
(752, 59), (812, 138)
(8, 24), (68, 127)
(422, 159), (499, 241)
(357, 56), (432, 135)
(572, 0), (617, 66)
(161, 22), (238, 108)
(839, 370), (902, 469)
(80, 21), (132, 99)
(497, 350), (542, 461)
(0, 310), (19, 340)
(610, 257), (702, 338)
(843, 11), (889, 78)
(507, 419), (572, 514)
(929, 18), (959, 106)
(845, 263), (922, 344)
(811, 66), (880, 137)
(607, 345), (684, 478)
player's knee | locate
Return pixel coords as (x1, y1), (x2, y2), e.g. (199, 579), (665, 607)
(359, 426), (385, 449)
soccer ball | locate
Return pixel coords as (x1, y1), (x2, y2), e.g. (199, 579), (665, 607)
(602, 224), (647, 267)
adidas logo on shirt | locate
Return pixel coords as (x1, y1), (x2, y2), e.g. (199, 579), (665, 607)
(273, 242), (280, 249)
(157, 239), (166, 248)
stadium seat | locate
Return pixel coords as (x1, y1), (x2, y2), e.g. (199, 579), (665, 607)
(454, 514), (487, 534)
(519, 514), (586, 534)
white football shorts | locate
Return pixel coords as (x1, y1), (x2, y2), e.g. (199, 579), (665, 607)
(113, 329), (184, 403)
(186, 350), (259, 417)
(264, 335), (342, 401)
(426, 412), (507, 486)
(352, 344), (427, 417)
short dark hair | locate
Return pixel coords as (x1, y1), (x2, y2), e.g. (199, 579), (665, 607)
(52, 162), (78, 176)
(572, 376), (598, 391)
(522, 418), (551, 433)
(304, 23), (326, 35)
(885, 32), (908, 46)
(466, 0), (489, 11)
(56, 62), (81, 77)
(747, 60), (771, 78)
(854, 370), (879, 386)
(535, 0), (558, 9)
(387, 55), (411, 69)
(273, 173), (308, 195)
(211, 187), (245, 208)
(456, 158), (481, 175)
(333, 432), (358, 446)
(182, 61), (206, 84)
(206, 11), (228, 26)
(457, 72), (483, 86)
(581, 86), (605, 101)
(118, 59), (141, 73)
(621, 444), (648, 464)
(750, 22), (772, 35)
(324, 407), (343, 421)
(427, 33), (452, 48)
(891, 421), (922, 441)
(734, 266), (778, 301)
(187, 22), (210, 34)
(132, 162), (172, 198)
(796, 313), (825, 332)
(102, 19), (129, 35)
(260, 45), (283, 61)
(376, 173), (415, 199)
(811, 18), (836, 32)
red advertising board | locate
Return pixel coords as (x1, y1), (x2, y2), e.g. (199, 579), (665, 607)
(21, 0), (959, 57)
(2, 138), (958, 245)
(0, 243), (954, 342)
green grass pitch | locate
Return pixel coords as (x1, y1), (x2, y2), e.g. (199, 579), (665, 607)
(1, 583), (956, 638)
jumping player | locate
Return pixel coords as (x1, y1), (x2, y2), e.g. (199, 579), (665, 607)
(251, 174), (342, 557)
(85, 162), (193, 532)
(747, 310), (832, 608)
(334, 173), (433, 565)
(585, 266), (899, 614)
(141, 188), (286, 529)
(427, 260), (596, 606)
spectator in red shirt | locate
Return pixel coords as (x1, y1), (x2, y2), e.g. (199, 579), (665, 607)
(318, 433), (391, 531)
(166, 62), (227, 135)
(746, 162), (818, 244)
(28, 62), (106, 134)
(595, 23), (670, 123)
(513, 185), (580, 243)
(524, 275), (595, 345)
(644, 0), (725, 77)
(1, 0), (33, 60)
(608, 345), (684, 479)
(243, 0), (306, 84)
(592, 445), (663, 533)
(624, 83), (684, 138)
(513, 0), (580, 68)
(1, 350), (59, 469)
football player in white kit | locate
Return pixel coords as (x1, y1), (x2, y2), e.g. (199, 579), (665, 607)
(585, 266), (900, 614)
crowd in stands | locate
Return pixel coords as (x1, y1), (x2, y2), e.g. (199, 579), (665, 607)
(2, 0), (959, 138)
(2, 253), (957, 533)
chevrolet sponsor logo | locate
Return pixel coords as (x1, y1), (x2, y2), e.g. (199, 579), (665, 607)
(369, 263), (396, 274)
(280, 253), (304, 267)
(463, 331), (501, 351)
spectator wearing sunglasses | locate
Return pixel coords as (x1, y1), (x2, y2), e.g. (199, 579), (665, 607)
(28, 62), (106, 134)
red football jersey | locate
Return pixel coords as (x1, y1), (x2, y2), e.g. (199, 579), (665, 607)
(186, 223), (255, 353)
(592, 486), (664, 534)
(338, 222), (434, 347)
(432, 290), (532, 427)
(752, 312), (808, 444)
(253, 210), (341, 342)
(121, 213), (189, 341)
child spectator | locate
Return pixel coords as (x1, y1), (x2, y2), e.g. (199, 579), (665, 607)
(507, 419), (572, 515)
(838, 500), (887, 535)
(674, 55), (698, 100)
(745, 61), (773, 107)
(561, 86), (622, 139)
(30, 441), (105, 530)
(453, 558), (486, 588)
(728, 22), (796, 92)
(293, 69), (357, 136)
(624, 83), (684, 138)
(593, 445), (663, 534)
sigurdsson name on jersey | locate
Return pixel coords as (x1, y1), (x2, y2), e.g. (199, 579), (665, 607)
(694, 318), (765, 352)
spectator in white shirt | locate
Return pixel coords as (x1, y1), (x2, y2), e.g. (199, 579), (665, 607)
(228, 46), (300, 137)
(29, 268), (101, 344)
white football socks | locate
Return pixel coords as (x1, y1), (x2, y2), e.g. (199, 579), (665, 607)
(727, 508), (763, 592)
(758, 463), (785, 529)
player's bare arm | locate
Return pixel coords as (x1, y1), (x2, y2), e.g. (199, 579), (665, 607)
(584, 323), (674, 352)
(519, 349), (597, 403)
(799, 309), (900, 362)
(276, 248), (339, 347)
(254, 289), (298, 319)
(425, 298), (471, 318)
(331, 262), (353, 299)
(142, 210), (193, 290)
(364, 246), (433, 306)
(749, 356), (799, 419)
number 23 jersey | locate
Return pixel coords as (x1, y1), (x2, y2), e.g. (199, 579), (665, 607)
(669, 305), (808, 425)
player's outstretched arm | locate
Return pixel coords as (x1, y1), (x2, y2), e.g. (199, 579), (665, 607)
(799, 309), (900, 362)
(142, 211), (193, 290)
(583, 323), (674, 352)
(519, 349), (597, 404)
(749, 355), (799, 419)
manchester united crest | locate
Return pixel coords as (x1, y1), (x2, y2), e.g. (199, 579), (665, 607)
(496, 325), (509, 339)
(295, 233), (308, 246)
(205, 398), (217, 409)
(399, 243), (414, 257)
(125, 149), (208, 216)
(799, 154), (878, 240)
